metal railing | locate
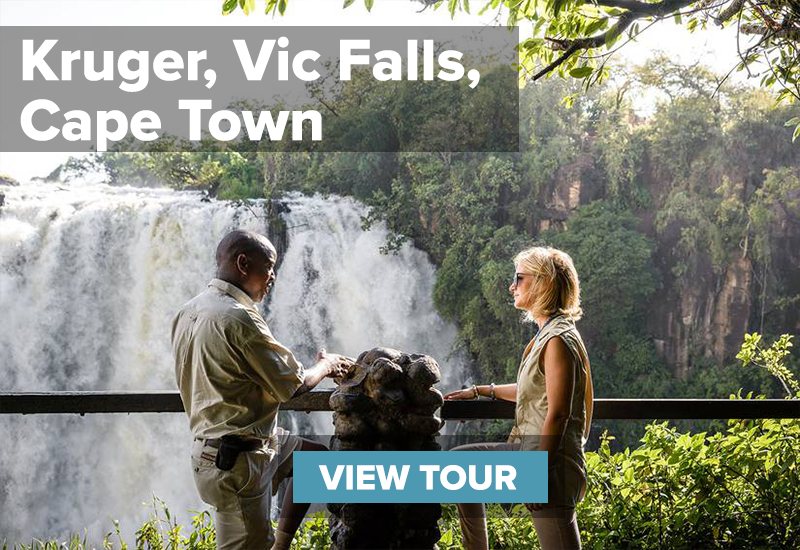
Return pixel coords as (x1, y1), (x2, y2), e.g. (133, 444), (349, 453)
(1, 391), (798, 419)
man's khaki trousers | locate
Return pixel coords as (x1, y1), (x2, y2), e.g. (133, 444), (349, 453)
(190, 433), (301, 550)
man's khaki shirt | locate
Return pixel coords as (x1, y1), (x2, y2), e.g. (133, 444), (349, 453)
(171, 278), (305, 440)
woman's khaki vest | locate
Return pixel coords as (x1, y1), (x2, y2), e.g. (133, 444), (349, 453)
(508, 315), (594, 506)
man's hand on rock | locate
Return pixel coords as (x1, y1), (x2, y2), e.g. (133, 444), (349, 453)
(316, 349), (353, 380)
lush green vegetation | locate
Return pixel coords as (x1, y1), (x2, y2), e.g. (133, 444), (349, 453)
(10, 413), (798, 549)
(226, 0), (800, 139)
(54, 59), (800, 450)
(8, 334), (797, 548)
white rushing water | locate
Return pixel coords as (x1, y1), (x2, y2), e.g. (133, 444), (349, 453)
(0, 181), (463, 542)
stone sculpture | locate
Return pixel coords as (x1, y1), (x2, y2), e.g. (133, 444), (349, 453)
(327, 347), (445, 549)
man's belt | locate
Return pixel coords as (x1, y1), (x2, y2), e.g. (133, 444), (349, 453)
(202, 435), (263, 470)
(203, 435), (263, 452)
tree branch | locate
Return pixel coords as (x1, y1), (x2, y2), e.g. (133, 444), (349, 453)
(532, 44), (581, 80)
(741, 23), (800, 40)
(594, 0), (696, 16)
(532, 0), (696, 80)
(714, 0), (745, 24)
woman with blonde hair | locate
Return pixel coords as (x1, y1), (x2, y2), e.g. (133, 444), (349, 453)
(445, 246), (594, 550)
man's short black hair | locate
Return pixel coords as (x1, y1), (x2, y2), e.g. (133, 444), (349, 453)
(216, 230), (276, 268)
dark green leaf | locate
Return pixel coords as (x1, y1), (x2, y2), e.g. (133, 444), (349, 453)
(584, 17), (608, 36)
(222, 0), (238, 14)
(570, 66), (593, 78)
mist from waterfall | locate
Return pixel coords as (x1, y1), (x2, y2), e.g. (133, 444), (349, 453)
(0, 182), (464, 542)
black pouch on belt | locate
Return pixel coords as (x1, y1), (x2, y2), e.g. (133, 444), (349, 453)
(215, 435), (260, 471)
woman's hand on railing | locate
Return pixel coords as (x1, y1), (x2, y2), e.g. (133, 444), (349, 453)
(444, 387), (478, 400)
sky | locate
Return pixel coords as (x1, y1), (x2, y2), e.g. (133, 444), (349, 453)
(0, 0), (747, 182)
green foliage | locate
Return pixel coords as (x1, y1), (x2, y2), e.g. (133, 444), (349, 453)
(596, 119), (649, 209)
(16, 409), (799, 549)
(222, 0), (800, 138)
(737, 333), (798, 398)
(10, 329), (800, 550)
(51, 62), (800, 450)
(549, 201), (659, 338)
(650, 97), (720, 184)
(542, 200), (674, 417)
(580, 417), (800, 549)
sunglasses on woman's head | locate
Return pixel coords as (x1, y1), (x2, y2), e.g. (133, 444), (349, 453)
(512, 273), (528, 287)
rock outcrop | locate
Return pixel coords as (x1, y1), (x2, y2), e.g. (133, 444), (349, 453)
(327, 347), (444, 549)
(0, 174), (19, 187)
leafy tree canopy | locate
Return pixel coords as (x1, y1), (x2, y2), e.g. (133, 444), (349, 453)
(225, 0), (800, 138)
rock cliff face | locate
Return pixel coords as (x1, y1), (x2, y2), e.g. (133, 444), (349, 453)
(648, 256), (754, 379)
(538, 157), (800, 379)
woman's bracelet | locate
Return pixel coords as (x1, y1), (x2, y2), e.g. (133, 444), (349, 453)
(470, 384), (497, 399)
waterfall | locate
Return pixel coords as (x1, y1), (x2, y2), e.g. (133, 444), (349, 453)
(0, 182), (464, 542)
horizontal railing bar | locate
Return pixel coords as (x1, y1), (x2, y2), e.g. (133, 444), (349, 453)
(443, 398), (800, 420)
(1, 392), (798, 420)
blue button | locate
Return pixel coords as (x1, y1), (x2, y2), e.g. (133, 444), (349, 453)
(292, 451), (547, 503)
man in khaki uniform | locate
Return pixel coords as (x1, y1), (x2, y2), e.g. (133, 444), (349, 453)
(172, 229), (348, 550)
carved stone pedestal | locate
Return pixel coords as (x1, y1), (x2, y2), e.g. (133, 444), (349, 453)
(327, 347), (445, 549)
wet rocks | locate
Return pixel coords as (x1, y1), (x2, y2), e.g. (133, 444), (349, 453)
(327, 347), (444, 549)
(0, 174), (19, 187)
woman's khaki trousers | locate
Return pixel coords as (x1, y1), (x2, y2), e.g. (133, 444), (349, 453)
(452, 441), (582, 550)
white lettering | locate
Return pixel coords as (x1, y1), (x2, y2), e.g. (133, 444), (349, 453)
(153, 50), (184, 81)
(441, 465), (466, 490)
(292, 110), (321, 141)
(423, 40), (434, 80)
(319, 464), (344, 490)
(233, 39), (276, 80)
(420, 465), (440, 490)
(242, 110), (289, 141)
(209, 110), (241, 141)
(130, 110), (161, 142)
(96, 110), (128, 152)
(407, 40), (417, 81)
(292, 50), (320, 81)
(373, 50), (402, 81)
(22, 40), (58, 80)
(61, 50), (81, 81)
(62, 109), (91, 141)
(467, 69), (480, 89)
(84, 51), (114, 81)
(357, 465), (375, 490)
(495, 465), (516, 490)
(118, 50), (149, 93)
(377, 465), (409, 490)
(179, 99), (212, 140)
(20, 99), (59, 141)
(278, 36), (289, 81)
(188, 50), (207, 81)
(437, 50), (465, 82)
(468, 465), (492, 490)
(340, 40), (371, 80)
